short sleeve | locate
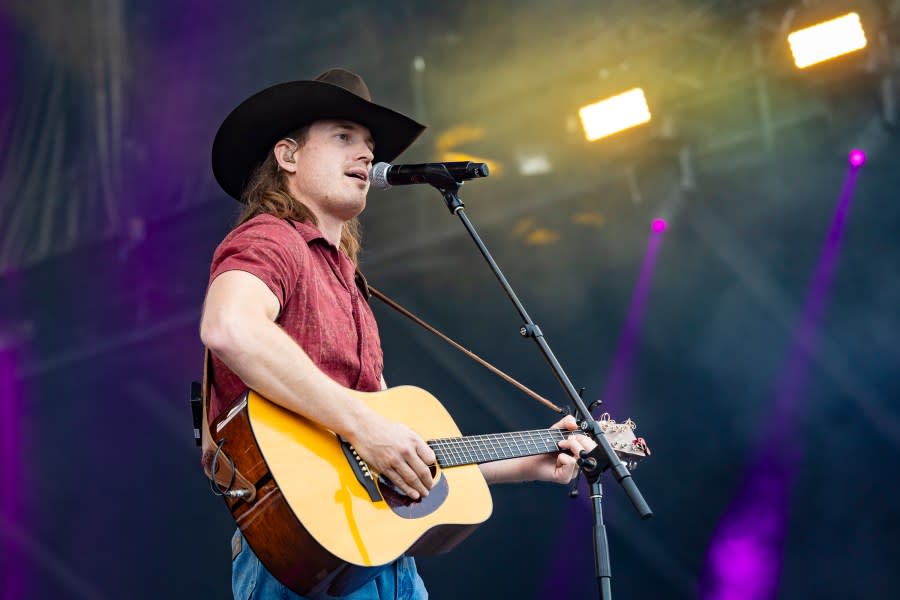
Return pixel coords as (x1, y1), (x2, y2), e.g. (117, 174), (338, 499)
(208, 214), (307, 310)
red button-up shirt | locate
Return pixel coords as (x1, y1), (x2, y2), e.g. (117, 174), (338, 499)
(206, 214), (384, 423)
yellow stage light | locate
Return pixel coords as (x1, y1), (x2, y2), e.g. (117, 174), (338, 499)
(788, 12), (867, 69)
(435, 125), (486, 154)
(578, 88), (651, 142)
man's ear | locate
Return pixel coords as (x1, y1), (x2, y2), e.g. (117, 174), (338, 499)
(274, 139), (298, 173)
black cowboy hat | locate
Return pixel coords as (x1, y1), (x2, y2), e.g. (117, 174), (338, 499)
(212, 68), (426, 201)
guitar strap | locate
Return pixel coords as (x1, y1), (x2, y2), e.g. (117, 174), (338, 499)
(200, 347), (214, 469)
(299, 217), (560, 413)
(363, 281), (563, 414)
(199, 347), (258, 499)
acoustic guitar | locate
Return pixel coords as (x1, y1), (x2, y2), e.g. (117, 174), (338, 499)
(209, 385), (649, 596)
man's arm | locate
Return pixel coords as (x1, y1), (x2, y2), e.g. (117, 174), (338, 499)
(378, 368), (594, 486)
(200, 270), (435, 500)
(478, 415), (596, 485)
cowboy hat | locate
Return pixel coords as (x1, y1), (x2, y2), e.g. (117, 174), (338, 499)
(212, 68), (426, 201)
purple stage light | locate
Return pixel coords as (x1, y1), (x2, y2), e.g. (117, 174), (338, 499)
(541, 226), (667, 598)
(700, 157), (863, 600)
(1, 345), (25, 600)
(598, 230), (665, 412)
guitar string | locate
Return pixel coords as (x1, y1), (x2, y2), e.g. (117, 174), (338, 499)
(427, 429), (640, 467)
(429, 429), (577, 466)
(428, 429), (576, 444)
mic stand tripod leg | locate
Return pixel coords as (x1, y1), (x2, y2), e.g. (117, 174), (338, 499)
(580, 449), (612, 600)
(591, 478), (612, 599)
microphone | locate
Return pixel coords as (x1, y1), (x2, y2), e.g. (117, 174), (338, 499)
(370, 161), (489, 190)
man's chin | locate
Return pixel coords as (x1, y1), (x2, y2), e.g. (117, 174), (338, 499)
(335, 197), (366, 221)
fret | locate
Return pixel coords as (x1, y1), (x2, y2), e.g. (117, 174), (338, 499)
(495, 433), (513, 459)
(487, 435), (500, 461)
(441, 440), (456, 467)
(513, 431), (527, 459)
(432, 444), (451, 468)
(480, 435), (497, 462)
(517, 432), (532, 456)
(464, 436), (478, 464)
(459, 439), (471, 466)
(472, 435), (486, 464)
(429, 438), (454, 466)
(449, 436), (466, 466)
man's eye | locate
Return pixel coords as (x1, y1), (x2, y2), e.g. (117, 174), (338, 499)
(337, 133), (350, 141)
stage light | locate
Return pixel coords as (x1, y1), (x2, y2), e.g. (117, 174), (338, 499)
(578, 88), (651, 141)
(517, 153), (552, 176)
(848, 149), (866, 167)
(435, 125), (485, 154)
(651, 218), (668, 233)
(787, 12), (867, 69)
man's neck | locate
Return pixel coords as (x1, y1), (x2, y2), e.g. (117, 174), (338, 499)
(287, 183), (347, 249)
(312, 213), (345, 249)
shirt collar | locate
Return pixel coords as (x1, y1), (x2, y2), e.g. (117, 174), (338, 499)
(288, 219), (357, 292)
(289, 219), (329, 246)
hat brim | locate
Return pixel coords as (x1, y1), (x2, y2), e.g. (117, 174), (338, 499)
(212, 79), (426, 201)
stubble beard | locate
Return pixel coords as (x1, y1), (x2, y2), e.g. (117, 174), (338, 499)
(321, 184), (367, 223)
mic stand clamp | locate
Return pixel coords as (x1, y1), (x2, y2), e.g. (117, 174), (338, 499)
(424, 174), (652, 600)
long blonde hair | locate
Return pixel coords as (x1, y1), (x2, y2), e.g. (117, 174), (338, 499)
(236, 126), (362, 264)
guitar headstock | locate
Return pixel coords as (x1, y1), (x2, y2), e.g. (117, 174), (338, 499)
(596, 413), (651, 469)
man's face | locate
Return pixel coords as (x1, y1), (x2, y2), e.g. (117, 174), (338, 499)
(289, 120), (375, 223)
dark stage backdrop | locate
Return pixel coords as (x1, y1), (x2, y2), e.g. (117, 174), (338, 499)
(1, 1), (899, 598)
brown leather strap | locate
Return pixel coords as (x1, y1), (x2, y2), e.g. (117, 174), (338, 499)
(209, 444), (258, 503)
(367, 286), (563, 414)
(201, 348), (215, 474)
(201, 348), (258, 502)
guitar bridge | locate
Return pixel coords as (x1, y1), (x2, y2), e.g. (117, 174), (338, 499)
(338, 436), (383, 503)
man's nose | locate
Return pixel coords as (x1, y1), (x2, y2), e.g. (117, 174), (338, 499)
(357, 143), (374, 163)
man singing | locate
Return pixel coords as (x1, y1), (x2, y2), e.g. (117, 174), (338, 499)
(201, 68), (596, 599)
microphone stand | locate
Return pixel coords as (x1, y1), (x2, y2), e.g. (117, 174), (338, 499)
(420, 168), (653, 599)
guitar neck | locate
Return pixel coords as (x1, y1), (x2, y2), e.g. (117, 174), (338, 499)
(428, 429), (579, 468)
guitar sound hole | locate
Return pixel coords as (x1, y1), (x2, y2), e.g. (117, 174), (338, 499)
(377, 464), (437, 504)
(377, 465), (449, 519)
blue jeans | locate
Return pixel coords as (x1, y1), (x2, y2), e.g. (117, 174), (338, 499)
(231, 530), (428, 600)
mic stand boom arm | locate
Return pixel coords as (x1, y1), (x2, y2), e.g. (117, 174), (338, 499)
(424, 169), (652, 600)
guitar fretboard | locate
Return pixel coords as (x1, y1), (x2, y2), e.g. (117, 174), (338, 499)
(427, 429), (580, 467)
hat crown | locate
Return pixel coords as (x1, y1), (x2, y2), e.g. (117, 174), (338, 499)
(314, 68), (372, 102)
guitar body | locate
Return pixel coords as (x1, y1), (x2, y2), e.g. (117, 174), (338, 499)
(211, 385), (493, 596)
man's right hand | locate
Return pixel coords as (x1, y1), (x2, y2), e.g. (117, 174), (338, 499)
(346, 413), (436, 500)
